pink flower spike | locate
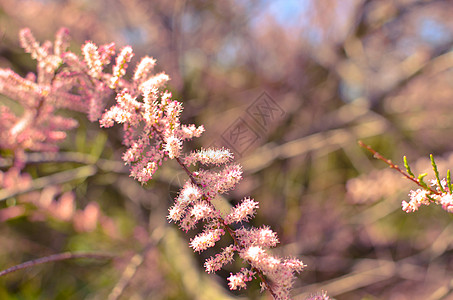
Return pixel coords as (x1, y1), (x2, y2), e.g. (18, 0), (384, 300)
(110, 46), (134, 89)
(402, 189), (430, 213)
(98, 43), (116, 66)
(167, 204), (185, 222)
(129, 160), (158, 184)
(140, 72), (170, 91)
(440, 193), (453, 213)
(180, 201), (215, 231)
(134, 56), (156, 82)
(82, 42), (103, 78)
(184, 147), (233, 166)
(224, 197), (259, 224)
(179, 124), (205, 140)
(54, 27), (70, 56)
(227, 273), (247, 291)
(19, 28), (45, 61)
(215, 164), (243, 195)
(227, 268), (255, 290)
(235, 226), (279, 249)
(284, 257), (306, 274)
(164, 135), (182, 159)
(204, 245), (235, 273)
(176, 181), (201, 207)
(0, 28), (307, 298)
(190, 228), (224, 252)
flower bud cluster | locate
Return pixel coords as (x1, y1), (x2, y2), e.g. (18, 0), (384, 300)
(402, 179), (453, 213)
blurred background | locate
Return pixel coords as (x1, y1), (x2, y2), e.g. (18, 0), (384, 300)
(1, 0), (453, 299)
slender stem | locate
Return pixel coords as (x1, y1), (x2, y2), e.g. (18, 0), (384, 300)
(358, 141), (440, 195)
(0, 152), (126, 173)
(0, 165), (98, 201)
(175, 156), (198, 186)
(0, 252), (114, 277)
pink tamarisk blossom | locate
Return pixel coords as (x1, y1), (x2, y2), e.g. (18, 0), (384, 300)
(0, 28), (317, 299)
(359, 142), (453, 216)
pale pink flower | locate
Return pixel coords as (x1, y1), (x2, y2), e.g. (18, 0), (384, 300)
(133, 56), (156, 82)
(179, 124), (205, 139)
(0, 69), (77, 152)
(235, 226), (279, 248)
(19, 28), (46, 61)
(129, 160), (158, 184)
(167, 204), (185, 222)
(180, 201), (216, 231)
(402, 188), (431, 213)
(98, 43), (116, 66)
(240, 246), (277, 273)
(224, 197), (259, 224)
(82, 42), (103, 78)
(0, 69), (35, 107)
(239, 246), (305, 299)
(54, 28), (70, 56)
(140, 72), (170, 90)
(184, 147), (233, 166)
(176, 181), (202, 207)
(164, 135), (182, 159)
(190, 228), (225, 252)
(227, 268), (255, 290)
(217, 164), (243, 193)
(110, 46), (134, 89)
(204, 245), (235, 273)
(194, 164), (242, 197)
(430, 178), (448, 192)
(122, 139), (147, 163)
(440, 193), (453, 213)
(101, 91), (140, 126)
(19, 29), (62, 84)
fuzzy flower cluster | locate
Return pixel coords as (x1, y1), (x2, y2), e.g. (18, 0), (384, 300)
(0, 28), (77, 158)
(88, 44), (204, 183)
(168, 147), (306, 299)
(0, 28), (311, 299)
(402, 179), (453, 213)
(183, 147), (233, 166)
(99, 67), (204, 183)
(227, 268), (255, 290)
(1, 28), (204, 184)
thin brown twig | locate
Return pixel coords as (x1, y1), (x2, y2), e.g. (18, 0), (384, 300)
(0, 165), (98, 201)
(0, 152), (127, 174)
(0, 252), (114, 277)
(358, 140), (440, 195)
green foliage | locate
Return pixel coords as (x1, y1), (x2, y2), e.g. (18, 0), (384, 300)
(430, 154), (445, 193)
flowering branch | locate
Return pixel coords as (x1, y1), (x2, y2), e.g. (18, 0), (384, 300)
(174, 154), (277, 297)
(359, 140), (453, 214)
(358, 141), (431, 190)
(0, 28), (311, 299)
